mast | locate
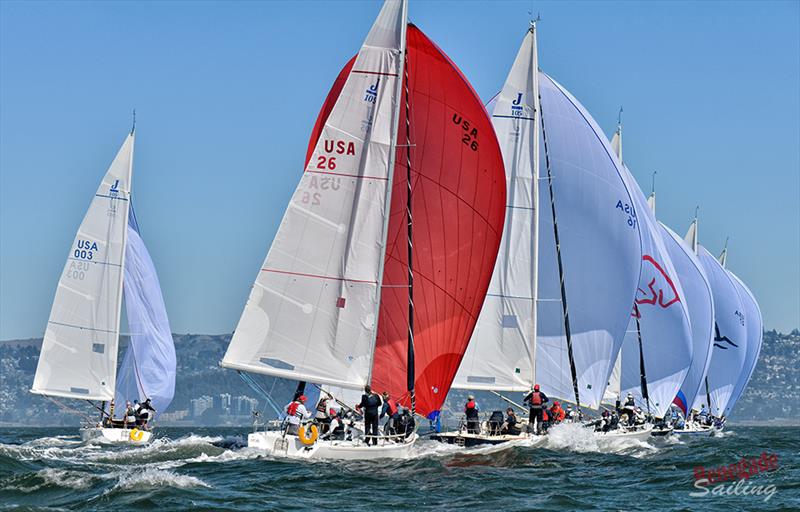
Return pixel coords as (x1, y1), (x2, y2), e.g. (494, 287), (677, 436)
(529, 17), (541, 388)
(539, 78), (581, 413)
(634, 309), (651, 416)
(367, 0), (408, 387)
(110, 131), (134, 397)
(402, 18), (415, 417)
(719, 237), (729, 268)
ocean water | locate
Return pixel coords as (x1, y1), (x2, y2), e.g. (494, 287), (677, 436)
(1, 425), (797, 511)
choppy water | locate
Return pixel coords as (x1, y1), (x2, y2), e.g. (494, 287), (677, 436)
(1, 425), (797, 511)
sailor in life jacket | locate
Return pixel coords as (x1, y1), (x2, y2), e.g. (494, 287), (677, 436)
(523, 384), (549, 433)
(283, 395), (311, 436)
(464, 395), (480, 434)
(621, 392), (636, 425)
(380, 392), (400, 436)
(314, 396), (332, 434)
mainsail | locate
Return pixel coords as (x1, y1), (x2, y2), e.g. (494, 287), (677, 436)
(453, 24), (541, 393)
(660, 224), (714, 416)
(693, 245), (747, 416)
(222, 1), (506, 419)
(31, 134), (134, 401)
(114, 207), (177, 415)
(221, 0), (407, 389)
(724, 271), (763, 416)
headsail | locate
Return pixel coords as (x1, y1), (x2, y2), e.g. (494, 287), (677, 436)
(661, 224), (714, 416)
(221, 0), (406, 389)
(114, 207), (177, 415)
(452, 24), (540, 393)
(31, 134), (134, 401)
(534, 74), (642, 409)
(724, 271), (762, 416)
(693, 245), (747, 416)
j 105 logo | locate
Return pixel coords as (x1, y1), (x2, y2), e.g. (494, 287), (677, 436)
(511, 92), (524, 117)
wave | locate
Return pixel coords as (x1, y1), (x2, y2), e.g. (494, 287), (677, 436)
(111, 468), (209, 491)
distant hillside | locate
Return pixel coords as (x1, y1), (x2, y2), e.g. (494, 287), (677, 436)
(0, 330), (797, 426)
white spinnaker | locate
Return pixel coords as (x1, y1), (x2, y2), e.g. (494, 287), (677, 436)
(614, 161), (692, 418)
(602, 354), (621, 406)
(693, 245), (747, 416)
(534, 74), (642, 409)
(724, 271), (762, 416)
(221, 0), (405, 389)
(661, 223), (714, 415)
(685, 218), (698, 253)
(31, 134), (134, 401)
(453, 26), (540, 392)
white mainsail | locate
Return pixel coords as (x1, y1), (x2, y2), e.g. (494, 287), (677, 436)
(661, 223), (714, 415)
(453, 24), (540, 392)
(724, 271), (763, 416)
(31, 134), (134, 401)
(693, 245), (747, 416)
(221, 0), (406, 389)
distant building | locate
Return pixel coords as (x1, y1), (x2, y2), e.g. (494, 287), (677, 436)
(214, 393), (232, 415)
(159, 409), (189, 422)
(233, 395), (259, 416)
(190, 395), (213, 418)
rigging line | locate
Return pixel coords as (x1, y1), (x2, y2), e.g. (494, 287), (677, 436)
(403, 48), (416, 418)
(539, 92), (581, 415)
(237, 371), (281, 417)
(634, 309), (651, 416)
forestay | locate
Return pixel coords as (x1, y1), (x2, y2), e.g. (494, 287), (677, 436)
(31, 134), (133, 401)
(693, 246), (747, 416)
(661, 224), (714, 416)
(115, 208), (177, 415)
(221, 0), (406, 389)
(534, 74), (642, 409)
(453, 26), (540, 393)
(724, 271), (762, 416)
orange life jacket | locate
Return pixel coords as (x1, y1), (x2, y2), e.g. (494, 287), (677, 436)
(387, 399), (398, 416)
(531, 392), (542, 406)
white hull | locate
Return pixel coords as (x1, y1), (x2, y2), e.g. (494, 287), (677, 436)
(674, 422), (721, 436)
(596, 425), (654, 441)
(248, 431), (418, 460)
(80, 426), (153, 445)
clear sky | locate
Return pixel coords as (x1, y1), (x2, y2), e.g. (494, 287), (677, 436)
(1, 0), (798, 339)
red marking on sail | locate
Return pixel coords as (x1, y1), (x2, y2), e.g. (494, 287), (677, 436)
(304, 25), (505, 417)
(635, 255), (681, 309)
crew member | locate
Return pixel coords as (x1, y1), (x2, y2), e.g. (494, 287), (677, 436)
(464, 395), (480, 434)
(501, 408), (521, 436)
(565, 404), (577, 422)
(323, 408), (346, 440)
(314, 396), (332, 434)
(549, 401), (566, 424)
(138, 398), (156, 429)
(621, 392), (636, 425)
(283, 395), (311, 435)
(123, 401), (136, 428)
(356, 385), (382, 446)
(380, 392), (400, 437)
(523, 384), (549, 434)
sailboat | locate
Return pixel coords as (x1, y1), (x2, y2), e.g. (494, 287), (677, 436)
(603, 122), (694, 437)
(30, 127), (177, 445)
(443, 21), (644, 446)
(220, 0), (506, 460)
(688, 220), (748, 431)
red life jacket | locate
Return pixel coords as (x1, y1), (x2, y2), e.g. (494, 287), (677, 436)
(387, 399), (398, 416)
(531, 392), (542, 406)
(542, 409), (549, 421)
(287, 401), (300, 417)
(465, 400), (477, 412)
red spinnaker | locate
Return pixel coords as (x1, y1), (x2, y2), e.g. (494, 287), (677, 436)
(305, 25), (505, 417)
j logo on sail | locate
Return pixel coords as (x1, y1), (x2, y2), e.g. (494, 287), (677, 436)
(511, 92), (523, 116)
(364, 80), (379, 103)
(713, 322), (739, 349)
(109, 179), (120, 197)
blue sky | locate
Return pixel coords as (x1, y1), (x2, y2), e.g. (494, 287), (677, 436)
(1, 0), (798, 339)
